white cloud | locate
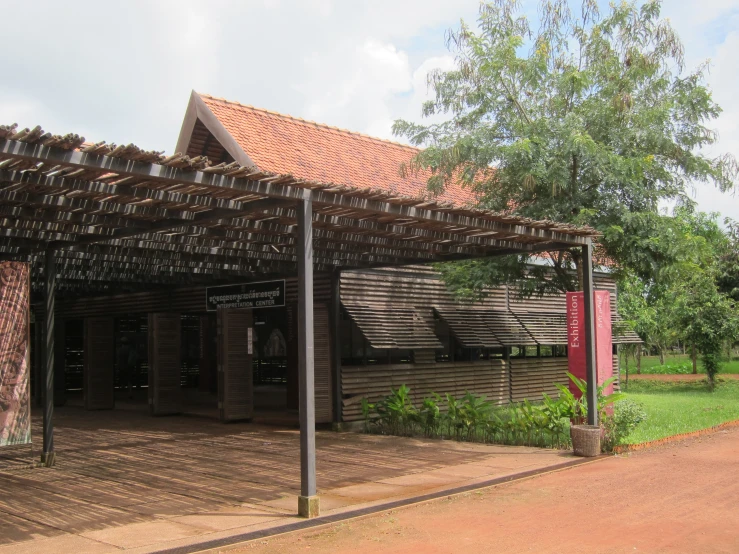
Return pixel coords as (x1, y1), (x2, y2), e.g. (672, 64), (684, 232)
(0, 0), (733, 220)
(662, 0), (739, 222)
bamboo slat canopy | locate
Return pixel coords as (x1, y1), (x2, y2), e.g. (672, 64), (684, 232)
(0, 123), (598, 296)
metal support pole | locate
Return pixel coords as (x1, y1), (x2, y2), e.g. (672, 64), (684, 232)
(42, 249), (56, 466)
(581, 240), (598, 426)
(330, 268), (342, 426)
(297, 190), (319, 518)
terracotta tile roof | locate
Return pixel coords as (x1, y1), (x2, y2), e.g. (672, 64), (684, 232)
(198, 93), (479, 207)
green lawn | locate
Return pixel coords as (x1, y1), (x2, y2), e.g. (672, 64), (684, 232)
(621, 379), (739, 444)
(620, 353), (739, 375)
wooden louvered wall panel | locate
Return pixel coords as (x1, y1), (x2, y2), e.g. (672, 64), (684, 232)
(218, 309), (253, 422)
(341, 267), (638, 344)
(509, 358), (569, 403)
(148, 313), (182, 415)
(433, 309), (502, 348)
(342, 305), (442, 350)
(83, 317), (115, 410)
(341, 360), (509, 422)
(341, 268), (508, 311)
(511, 312), (569, 345)
(314, 303), (333, 424)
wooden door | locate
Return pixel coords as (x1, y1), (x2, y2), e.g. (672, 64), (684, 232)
(84, 317), (115, 410)
(148, 313), (182, 416)
(217, 309), (253, 422)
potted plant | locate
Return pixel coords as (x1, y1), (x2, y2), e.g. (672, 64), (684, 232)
(556, 372), (625, 457)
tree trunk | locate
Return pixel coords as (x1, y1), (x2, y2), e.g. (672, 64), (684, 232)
(691, 344), (698, 375)
(659, 348), (665, 366)
(624, 349), (629, 389)
(568, 250), (584, 291)
(637, 347), (642, 375)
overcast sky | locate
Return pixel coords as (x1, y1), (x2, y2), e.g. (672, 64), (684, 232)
(1, 0), (736, 221)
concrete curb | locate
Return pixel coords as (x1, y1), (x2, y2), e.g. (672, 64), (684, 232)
(151, 455), (607, 554)
(613, 418), (739, 453)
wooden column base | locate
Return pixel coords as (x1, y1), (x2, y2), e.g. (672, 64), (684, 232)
(298, 495), (320, 518)
(40, 452), (56, 467)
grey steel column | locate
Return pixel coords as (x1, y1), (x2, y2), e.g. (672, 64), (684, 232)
(42, 249), (56, 466)
(297, 190), (318, 516)
(330, 268), (342, 424)
(581, 240), (598, 426)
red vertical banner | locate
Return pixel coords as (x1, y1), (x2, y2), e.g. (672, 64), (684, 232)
(566, 292), (585, 395)
(594, 291), (613, 396)
(566, 290), (614, 398)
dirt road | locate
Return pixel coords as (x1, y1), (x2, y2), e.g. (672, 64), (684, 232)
(232, 427), (739, 553)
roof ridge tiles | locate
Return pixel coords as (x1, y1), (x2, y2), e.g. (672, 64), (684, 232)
(198, 92), (422, 152)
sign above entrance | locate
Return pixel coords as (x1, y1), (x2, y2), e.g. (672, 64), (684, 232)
(206, 280), (286, 311)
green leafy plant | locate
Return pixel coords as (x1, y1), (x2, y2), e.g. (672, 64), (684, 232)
(541, 393), (570, 448)
(566, 371), (626, 419)
(442, 394), (463, 439)
(360, 397), (376, 434)
(419, 393), (442, 437)
(458, 392), (493, 440)
(376, 385), (418, 436)
(602, 399), (648, 451)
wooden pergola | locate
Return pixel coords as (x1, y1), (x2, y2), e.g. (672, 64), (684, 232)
(0, 123), (602, 517)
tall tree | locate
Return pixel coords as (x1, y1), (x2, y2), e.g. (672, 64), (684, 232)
(673, 270), (738, 388)
(394, 0), (737, 295)
(717, 219), (739, 302)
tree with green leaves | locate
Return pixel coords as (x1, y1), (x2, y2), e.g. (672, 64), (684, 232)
(673, 270), (738, 389)
(717, 219), (739, 302)
(393, 0), (737, 295)
(617, 209), (733, 374)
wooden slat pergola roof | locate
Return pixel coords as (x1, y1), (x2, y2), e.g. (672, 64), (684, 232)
(0, 123), (598, 296)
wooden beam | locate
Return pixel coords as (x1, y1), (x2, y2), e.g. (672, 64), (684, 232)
(297, 189), (318, 517)
(581, 241), (598, 427)
(0, 138), (591, 246)
(42, 248), (55, 466)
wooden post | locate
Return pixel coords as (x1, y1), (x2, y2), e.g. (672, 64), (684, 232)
(42, 249), (56, 466)
(581, 241), (598, 427)
(297, 190), (319, 518)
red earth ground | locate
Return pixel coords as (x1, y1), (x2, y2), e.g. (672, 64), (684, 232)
(233, 426), (739, 553)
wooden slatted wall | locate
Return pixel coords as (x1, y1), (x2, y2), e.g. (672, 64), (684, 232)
(83, 317), (115, 410)
(341, 267), (638, 344)
(55, 273), (332, 319)
(341, 360), (509, 422)
(147, 313), (182, 415)
(341, 267), (508, 311)
(314, 303), (333, 424)
(217, 309), (254, 422)
(509, 358), (569, 403)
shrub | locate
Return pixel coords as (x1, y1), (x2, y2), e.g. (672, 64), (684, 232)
(602, 399), (647, 451)
(359, 381), (610, 450)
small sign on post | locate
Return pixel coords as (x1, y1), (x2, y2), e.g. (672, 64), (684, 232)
(206, 280), (286, 311)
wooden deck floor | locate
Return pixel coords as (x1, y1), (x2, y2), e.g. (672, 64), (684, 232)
(0, 405), (571, 551)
